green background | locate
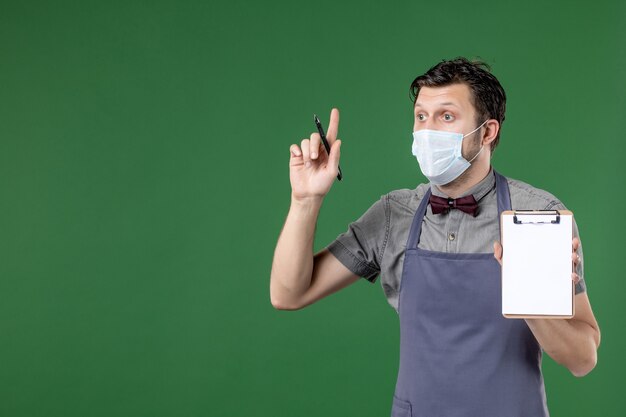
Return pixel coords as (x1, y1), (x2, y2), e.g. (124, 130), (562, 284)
(1, 0), (624, 415)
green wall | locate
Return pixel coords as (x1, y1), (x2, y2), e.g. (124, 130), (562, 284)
(1, 0), (624, 415)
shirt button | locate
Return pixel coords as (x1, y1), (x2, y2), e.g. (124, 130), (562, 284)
(448, 233), (456, 241)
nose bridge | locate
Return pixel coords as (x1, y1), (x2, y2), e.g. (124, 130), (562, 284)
(424, 117), (437, 130)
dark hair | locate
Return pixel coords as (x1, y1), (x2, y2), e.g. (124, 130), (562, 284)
(410, 57), (507, 152)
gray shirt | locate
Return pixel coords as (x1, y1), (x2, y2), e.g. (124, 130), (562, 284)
(326, 168), (586, 312)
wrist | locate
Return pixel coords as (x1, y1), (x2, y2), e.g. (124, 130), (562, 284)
(291, 194), (324, 210)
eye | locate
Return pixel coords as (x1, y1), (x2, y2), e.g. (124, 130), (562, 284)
(443, 113), (455, 121)
(416, 113), (427, 121)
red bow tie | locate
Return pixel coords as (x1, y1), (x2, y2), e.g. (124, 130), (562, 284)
(429, 194), (479, 217)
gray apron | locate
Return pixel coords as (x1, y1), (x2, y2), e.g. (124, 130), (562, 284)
(391, 171), (549, 417)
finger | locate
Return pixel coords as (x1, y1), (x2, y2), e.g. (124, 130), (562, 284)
(327, 139), (341, 174)
(572, 237), (580, 251)
(326, 108), (340, 142)
(572, 251), (580, 266)
(310, 132), (321, 160)
(493, 241), (503, 266)
(572, 272), (581, 284)
(290, 144), (302, 158)
(301, 139), (311, 167)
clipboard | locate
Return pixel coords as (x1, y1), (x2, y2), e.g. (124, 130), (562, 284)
(500, 210), (574, 319)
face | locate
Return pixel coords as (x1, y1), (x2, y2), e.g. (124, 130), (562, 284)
(413, 83), (483, 160)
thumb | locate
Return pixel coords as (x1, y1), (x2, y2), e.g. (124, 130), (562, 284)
(493, 241), (503, 266)
(328, 139), (341, 173)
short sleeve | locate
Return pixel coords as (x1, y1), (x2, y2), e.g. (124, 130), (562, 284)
(326, 195), (388, 283)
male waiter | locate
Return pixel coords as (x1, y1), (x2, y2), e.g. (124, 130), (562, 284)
(270, 57), (600, 416)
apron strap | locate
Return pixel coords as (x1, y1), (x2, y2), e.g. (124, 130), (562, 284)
(405, 187), (431, 249)
(406, 169), (511, 249)
(494, 170), (512, 214)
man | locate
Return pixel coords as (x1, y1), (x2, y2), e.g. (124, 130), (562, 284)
(270, 57), (600, 416)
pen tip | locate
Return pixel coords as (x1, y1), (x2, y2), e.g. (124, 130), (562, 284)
(313, 114), (318, 122)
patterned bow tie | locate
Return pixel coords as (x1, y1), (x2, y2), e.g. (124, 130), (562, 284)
(429, 194), (479, 217)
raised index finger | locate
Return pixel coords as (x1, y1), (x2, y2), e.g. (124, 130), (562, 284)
(326, 108), (340, 142)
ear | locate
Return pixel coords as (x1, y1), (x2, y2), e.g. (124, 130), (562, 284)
(482, 119), (500, 147)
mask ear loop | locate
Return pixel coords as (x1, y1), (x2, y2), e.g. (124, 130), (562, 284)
(464, 120), (489, 163)
(467, 144), (485, 163)
(462, 119), (489, 139)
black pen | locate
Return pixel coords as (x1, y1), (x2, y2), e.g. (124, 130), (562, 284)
(313, 114), (343, 181)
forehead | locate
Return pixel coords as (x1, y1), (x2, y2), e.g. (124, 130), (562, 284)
(414, 83), (474, 112)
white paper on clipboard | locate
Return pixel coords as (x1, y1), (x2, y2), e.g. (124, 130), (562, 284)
(500, 210), (574, 318)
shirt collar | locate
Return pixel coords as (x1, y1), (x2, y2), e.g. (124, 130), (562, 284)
(430, 167), (495, 202)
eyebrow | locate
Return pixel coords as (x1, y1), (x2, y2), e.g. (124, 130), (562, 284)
(414, 101), (460, 108)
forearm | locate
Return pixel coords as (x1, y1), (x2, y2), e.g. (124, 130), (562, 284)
(270, 195), (324, 309)
(525, 317), (599, 377)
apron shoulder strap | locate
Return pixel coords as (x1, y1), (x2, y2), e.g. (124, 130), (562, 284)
(493, 170), (512, 214)
(406, 187), (431, 249)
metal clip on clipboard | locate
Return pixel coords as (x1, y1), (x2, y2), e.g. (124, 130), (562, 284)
(513, 210), (561, 225)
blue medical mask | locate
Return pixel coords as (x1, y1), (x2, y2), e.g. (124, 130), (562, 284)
(411, 120), (488, 185)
